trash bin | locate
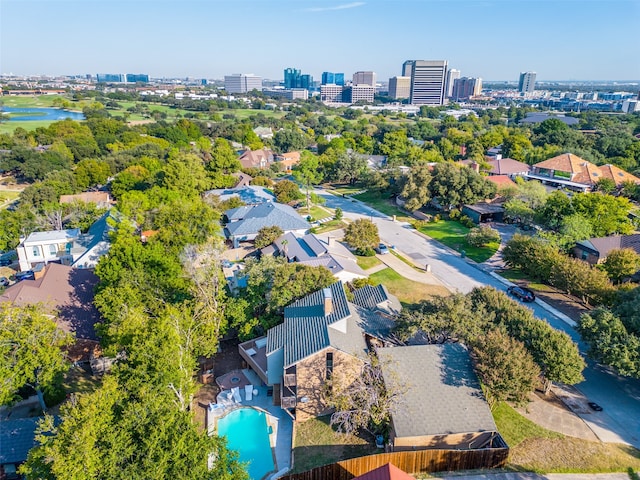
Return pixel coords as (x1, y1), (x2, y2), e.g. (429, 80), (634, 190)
(460, 250), (466, 258)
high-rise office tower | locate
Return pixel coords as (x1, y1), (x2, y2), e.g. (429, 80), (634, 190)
(402, 60), (413, 77)
(445, 69), (460, 98)
(518, 72), (536, 93)
(284, 68), (301, 89)
(389, 76), (411, 99)
(321, 72), (345, 86)
(224, 74), (263, 93)
(96, 73), (125, 83)
(451, 77), (482, 101)
(408, 60), (448, 105)
(352, 71), (376, 87)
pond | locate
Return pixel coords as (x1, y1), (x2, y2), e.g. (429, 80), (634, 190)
(0, 107), (85, 122)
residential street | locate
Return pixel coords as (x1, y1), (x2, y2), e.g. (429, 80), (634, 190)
(317, 188), (640, 449)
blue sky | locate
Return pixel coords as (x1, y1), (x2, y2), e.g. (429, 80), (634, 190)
(1, 0), (639, 81)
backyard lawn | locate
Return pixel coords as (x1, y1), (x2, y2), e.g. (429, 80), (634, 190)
(417, 220), (499, 263)
(292, 415), (377, 473)
(493, 402), (640, 473)
(369, 268), (450, 304)
(313, 219), (348, 234)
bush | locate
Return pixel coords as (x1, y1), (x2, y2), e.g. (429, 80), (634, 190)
(432, 214), (441, 222)
(358, 247), (376, 257)
(449, 209), (461, 220)
(411, 219), (427, 230)
(459, 215), (475, 228)
(467, 226), (501, 247)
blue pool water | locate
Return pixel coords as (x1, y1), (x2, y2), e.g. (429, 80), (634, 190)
(1, 107), (85, 121)
(217, 408), (275, 479)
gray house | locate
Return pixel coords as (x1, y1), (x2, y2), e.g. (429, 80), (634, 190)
(223, 202), (310, 247)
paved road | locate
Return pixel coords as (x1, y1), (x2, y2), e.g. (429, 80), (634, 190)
(318, 188), (640, 449)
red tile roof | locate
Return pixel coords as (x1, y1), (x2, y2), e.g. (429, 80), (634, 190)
(533, 153), (640, 187)
(353, 463), (414, 480)
(486, 175), (517, 188)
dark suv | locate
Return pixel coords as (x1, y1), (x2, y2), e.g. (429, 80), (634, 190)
(15, 270), (35, 282)
(507, 285), (535, 302)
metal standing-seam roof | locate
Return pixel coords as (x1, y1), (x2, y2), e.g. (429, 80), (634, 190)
(0, 417), (40, 465)
(352, 284), (401, 314)
(267, 282), (398, 367)
(377, 344), (497, 439)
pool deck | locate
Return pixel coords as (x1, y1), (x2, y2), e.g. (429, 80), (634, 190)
(209, 368), (293, 479)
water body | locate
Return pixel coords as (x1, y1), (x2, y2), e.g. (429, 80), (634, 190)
(1, 107), (85, 122)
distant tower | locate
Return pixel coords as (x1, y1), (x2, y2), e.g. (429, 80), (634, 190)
(408, 60), (448, 106)
(352, 71), (376, 87)
(402, 60), (414, 77)
(445, 69), (460, 98)
(518, 72), (536, 94)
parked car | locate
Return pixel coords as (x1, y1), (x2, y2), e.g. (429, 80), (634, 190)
(14, 270), (35, 281)
(376, 243), (390, 255)
(0, 277), (9, 287)
(588, 402), (603, 412)
(506, 285), (535, 302)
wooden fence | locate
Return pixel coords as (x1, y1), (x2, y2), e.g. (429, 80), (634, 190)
(280, 447), (509, 480)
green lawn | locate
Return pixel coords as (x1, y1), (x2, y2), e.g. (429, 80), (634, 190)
(493, 402), (640, 473)
(498, 268), (548, 291)
(355, 254), (381, 271)
(298, 205), (332, 221)
(331, 185), (365, 196)
(369, 268), (450, 305)
(0, 190), (20, 210)
(219, 108), (286, 120)
(0, 119), (59, 134)
(292, 415), (377, 473)
(352, 190), (413, 222)
(0, 95), (66, 108)
(417, 220), (499, 263)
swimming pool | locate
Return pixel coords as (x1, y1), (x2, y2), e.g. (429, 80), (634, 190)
(217, 408), (275, 480)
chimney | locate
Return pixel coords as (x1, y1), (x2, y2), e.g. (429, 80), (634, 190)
(322, 287), (333, 316)
(471, 162), (480, 173)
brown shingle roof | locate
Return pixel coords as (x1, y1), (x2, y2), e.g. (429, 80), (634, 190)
(238, 149), (274, 169)
(578, 234), (640, 258)
(0, 263), (100, 339)
(59, 192), (112, 206)
(486, 175), (517, 188)
(486, 157), (531, 175)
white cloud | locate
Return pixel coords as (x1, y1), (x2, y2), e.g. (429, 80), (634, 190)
(305, 2), (365, 12)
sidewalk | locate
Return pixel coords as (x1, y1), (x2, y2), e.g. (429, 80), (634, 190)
(377, 251), (447, 287)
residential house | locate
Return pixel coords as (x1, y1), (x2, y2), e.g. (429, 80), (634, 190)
(527, 153), (640, 192)
(231, 172), (253, 188)
(275, 151), (301, 172)
(16, 210), (119, 272)
(573, 234), (640, 265)
(261, 232), (367, 282)
(484, 157), (531, 178)
(377, 343), (504, 450)
(0, 418), (40, 478)
(462, 202), (505, 224)
(223, 202), (310, 247)
(238, 148), (275, 170)
(0, 262), (101, 340)
(253, 126), (274, 140)
(485, 175), (517, 190)
(239, 282), (401, 422)
(59, 191), (112, 209)
(204, 185), (275, 206)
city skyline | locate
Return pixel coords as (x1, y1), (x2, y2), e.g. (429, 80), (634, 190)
(1, 0), (639, 81)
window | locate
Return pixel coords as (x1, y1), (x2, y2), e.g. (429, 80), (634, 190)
(49, 244), (57, 255)
(581, 251), (588, 260)
(325, 352), (334, 379)
(32, 246), (40, 257)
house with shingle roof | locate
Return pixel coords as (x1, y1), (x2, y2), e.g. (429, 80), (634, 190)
(573, 234), (640, 265)
(239, 281), (401, 422)
(261, 232), (367, 282)
(527, 153), (640, 192)
(485, 157), (531, 178)
(378, 343), (503, 450)
(275, 151), (301, 172)
(238, 148), (274, 170)
(223, 202), (310, 247)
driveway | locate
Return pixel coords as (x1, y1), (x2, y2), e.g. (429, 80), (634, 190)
(317, 187), (640, 449)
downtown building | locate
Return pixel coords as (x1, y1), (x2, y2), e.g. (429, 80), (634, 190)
(343, 84), (375, 103)
(284, 68), (314, 90)
(451, 77), (483, 101)
(407, 60), (448, 105)
(352, 71), (377, 88)
(321, 72), (345, 86)
(445, 69), (461, 98)
(389, 76), (411, 99)
(263, 88), (309, 101)
(320, 84), (344, 103)
(518, 71), (536, 94)
(224, 73), (263, 93)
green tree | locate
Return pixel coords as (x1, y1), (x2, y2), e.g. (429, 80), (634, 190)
(571, 192), (633, 237)
(74, 158), (111, 190)
(400, 165), (432, 211)
(601, 248), (640, 284)
(427, 162), (496, 210)
(162, 153), (210, 197)
(273, 128), (307, 153)
(273, 179), (303, 204)
(344, 219), (379, 254)
(208, 138), (241, 172)
(293, 151), (323, 210)
(0, 303), (73, 411)
(254, 226), (284, 249)
(472, 329), (540, 405)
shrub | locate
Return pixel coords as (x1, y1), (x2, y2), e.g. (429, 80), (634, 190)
(467, 226), (501, 247)
(459, 215), (475, 228)
(448, 209), (461, 220)
(432, 214), (441, 222)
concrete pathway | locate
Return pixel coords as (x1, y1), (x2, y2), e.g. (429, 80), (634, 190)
(514, 388), (599, 442)
(377, 251), (447, 287)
